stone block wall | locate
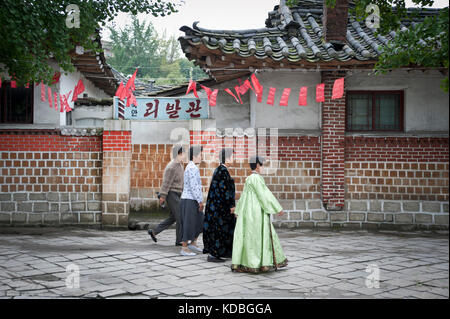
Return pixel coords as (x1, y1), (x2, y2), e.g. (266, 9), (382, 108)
(101, 129), (131, 227)
(0, 130), (103, 226)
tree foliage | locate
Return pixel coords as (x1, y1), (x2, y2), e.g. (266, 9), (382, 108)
(0, 0), (180, 86)
(286, 0), (449, 91)
(107, 16), (206, 85)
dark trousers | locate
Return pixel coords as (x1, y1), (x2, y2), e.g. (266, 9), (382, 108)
(153, 191), (182, 244)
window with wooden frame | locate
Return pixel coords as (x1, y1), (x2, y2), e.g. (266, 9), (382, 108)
(346, 91), (404, 132)
(0, 82), (34, 124)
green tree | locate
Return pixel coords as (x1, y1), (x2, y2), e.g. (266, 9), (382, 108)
(107, 16), (207, 85)
(286, 0), (449, 92)
(0, 0), (179, 86)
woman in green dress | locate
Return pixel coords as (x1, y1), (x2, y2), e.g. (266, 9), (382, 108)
(231, 156), (288, 273)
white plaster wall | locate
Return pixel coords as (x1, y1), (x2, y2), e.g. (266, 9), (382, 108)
(59, 67), (110, 126)
(249, 71), (321, 130)
(346, 69), (449, 133)
(184, 80), (251, 129)
(1, 62), (110, 127)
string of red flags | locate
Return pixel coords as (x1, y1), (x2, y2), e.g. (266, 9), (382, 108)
(114, 68), (139, 108)
(0, 72), (86, 114)
(183, 74), (345, 108)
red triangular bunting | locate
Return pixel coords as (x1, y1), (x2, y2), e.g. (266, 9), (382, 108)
(267, 87), (276, 105)
(225, 88), (239, 103)
(209, 89), (219, 107)
(11, 81), (17, 88)
(280, 88), (291, 106)
(40, 82), (46, 102)
(54, 92), (58, 110)
(186, 79), (199, 98)
(316, 83), (325, 103)
(234, 86), (243, 104)
(48, 87), (53, 109)
(332, 77), (345, 100)
(299, 87), (308, 106)
(72, 79), (85, 102)
(251, 74), (263, 95)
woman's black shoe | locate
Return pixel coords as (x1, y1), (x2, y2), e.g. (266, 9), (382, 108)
(148, 229), (157, 243)
(207, 255), (225, 262)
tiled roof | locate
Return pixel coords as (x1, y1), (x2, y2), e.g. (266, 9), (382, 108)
(70, 35), (118, 97)
(178, 0), (441, 81)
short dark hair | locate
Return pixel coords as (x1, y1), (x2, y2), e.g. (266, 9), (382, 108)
(249, 155), (264, 170)
(189, 145), (203, 161)
(172, 145), (184, 158)
(219, 148), (233, 164)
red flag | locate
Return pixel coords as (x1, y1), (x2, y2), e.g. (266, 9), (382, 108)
(186, 79), (199, 98)
(126, 91), (137, 107)
(257, 91), (263, 103)
(224, 88), (239, 103)
(115, 81), (126, 101)
(54, 92), (58, 110)
(209, 89), (219, 107)
(60, 94), (65, 113)
(62, 91), (72, 112)
(234, 86), (243, 104)
(332, 77), (345, 100)
(299, 87), (308, 106)
(251, 74), (263, 95)
(125, 69), (138, 93)
(25, 82), (30, 88)
(267, 87), (276, 105)
(200, 85), (218, 107)
(51, 72), (61, 85)
(200, 85), (212, 98)
(316, 83), (325, 103)
(11, 81), (17, 88)
(0, 78), (2, 88)
(280, 88), (291, 106)
(48, 87), (53, 109)
(72, 79), (85, 102)
(244, 79), (254, 92)
(40, 82), (46, 102)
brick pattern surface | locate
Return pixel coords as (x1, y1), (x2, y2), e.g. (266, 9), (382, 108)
(0, 133), (103, 225)
(102, 131), (132, 227)
(321, 71), (346, 209)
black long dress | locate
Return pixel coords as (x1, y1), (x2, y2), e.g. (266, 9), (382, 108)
(202, 164), (236, 258)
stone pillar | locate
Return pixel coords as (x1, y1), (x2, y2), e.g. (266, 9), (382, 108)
(321, 71), (346, 210)
(101, 120), (131, 228)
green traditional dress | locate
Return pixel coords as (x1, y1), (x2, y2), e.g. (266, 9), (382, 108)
(231, 172), (288, 273)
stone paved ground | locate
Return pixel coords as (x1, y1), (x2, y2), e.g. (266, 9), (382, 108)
(0, 227), (448, 299)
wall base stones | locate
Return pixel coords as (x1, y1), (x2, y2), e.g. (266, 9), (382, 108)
(0, 192), (102, 226)
(271, 200), (449, 230)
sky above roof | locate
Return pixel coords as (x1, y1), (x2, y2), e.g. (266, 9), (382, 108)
(102, 0), (449, 41)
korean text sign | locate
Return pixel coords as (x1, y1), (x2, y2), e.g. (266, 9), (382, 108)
(114, 97), (209, 120)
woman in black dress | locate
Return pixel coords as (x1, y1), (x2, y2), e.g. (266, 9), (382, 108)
(202, 148), (236, 262)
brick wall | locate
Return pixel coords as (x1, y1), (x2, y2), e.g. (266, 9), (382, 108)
(345, 137), (449, 201)
(0, 131), (103, 225)
(321, 71), (346, 209)
(101, 130), (131, 227)
(129, 132), (322, 212)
